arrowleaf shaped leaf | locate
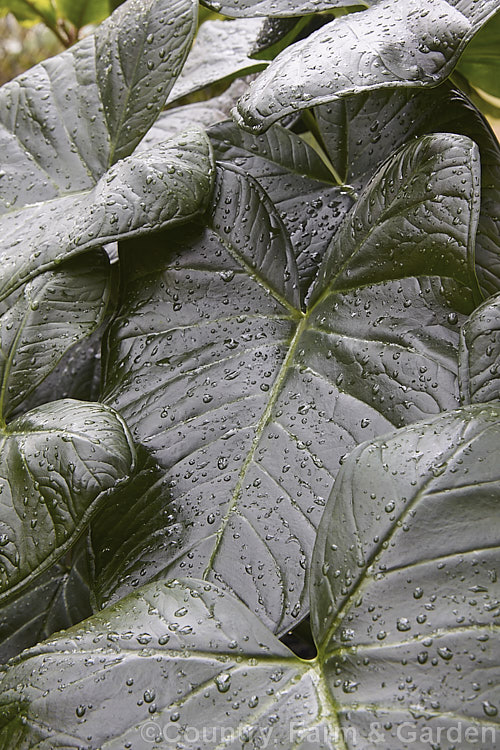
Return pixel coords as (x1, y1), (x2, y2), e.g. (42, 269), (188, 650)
(0, 251), (110, 421)
(98, 133), (477, 632)
(0, 0), (207, 300)
(233, 0), (499, 133)
(310, 404), (500, 746)
(0, 398), (135, 604)
(0, 129), (214, 302)
(459, 292), (500, 404)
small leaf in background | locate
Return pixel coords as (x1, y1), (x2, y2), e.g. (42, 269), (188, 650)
(311, 404), (500, 747)
(459, 292), (500, 404)
(55, 0), (110, 30)
(0, 0), (57, 26)
(0, 251), (110, 420)
(98, 134), (478, 633)
(0, 399), (135, 604)
(233, 0), (498, 132)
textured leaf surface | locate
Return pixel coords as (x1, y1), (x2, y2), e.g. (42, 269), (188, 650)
(200, 0), (369, 18)
(0, 580), (332, 749)
(168, 18), (269, 105)
(315, 83), (500, 297)
(99, 134), (477, 632)
(311, 405), (500, 746)
(233, 0), (497, 132)
(210, 120), (354, 297)
(0, 399), (135, 604)
(0, 130), (214, 302)
(138, 81), (252, 150)
(0, 0), (200, 299)
(0, 544), (91, 665)
(0, 251), (109, 420)
(459, 292), (500, 404)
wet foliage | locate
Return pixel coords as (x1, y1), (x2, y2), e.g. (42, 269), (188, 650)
(0, 0), (498, 747)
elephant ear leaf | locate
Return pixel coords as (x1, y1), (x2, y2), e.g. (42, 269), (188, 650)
(0, 399), (135, 604)
(234, 0), (499, 132)
(97, 133), (478, 634)
(310, 404), (500, 746)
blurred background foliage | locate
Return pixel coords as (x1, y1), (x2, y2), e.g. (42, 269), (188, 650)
(0, 0), (498, 136)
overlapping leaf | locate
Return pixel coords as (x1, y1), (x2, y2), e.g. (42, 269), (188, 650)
(315, 83), (500, 297)
(210, 120), (354, 296)
(233, 0), (499, 132)
(459, 292), (500, 404)
(0, 0), (208, 301)
(98, 133), (477, 633)
(0, 129), (214, 302)
(168, 18), (269, 105)
(0, 251), (109, 420)
(200, 0), (367, 17)
(0, 542), (91, 665)
(0, 399), (135, 604)
(310, 404), (500, 747)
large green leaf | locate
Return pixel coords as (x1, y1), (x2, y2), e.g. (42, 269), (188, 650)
(0, 251), (109, 421)
(0, 398), (135, 604)
(0, 0), (203, 300)
(0, 542), (91, 665)
(209, 120), (354, 297)
(0, 129), (214, 302)
(168, 18), (269, 105)
(2, 539), (499, 749)
(98, 134), (477, 633)
(310, 404), (500, 746)
(315, 83), (500, 297)
(200, 0), (368, 17)
(459, 292), (500, 404)
(233, 0), (499, 132)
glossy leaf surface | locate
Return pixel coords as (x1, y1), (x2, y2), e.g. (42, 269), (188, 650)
(0, 252), (109, 420)
(99, 134), (477, 633)
(200, 0), (369, 18)
(311, 404), (500, 747)
(315, 83), (500, 297)
(0, 0), (202, 300)
(168, 18), (269, 104)
(0, 399), (135, 603)
(233, 0), (498, 132)
(459, 292), (500, 404)
(0, 543), (91, 665)
(210, 120), (354, 297)
(0, 130), (214, 302)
